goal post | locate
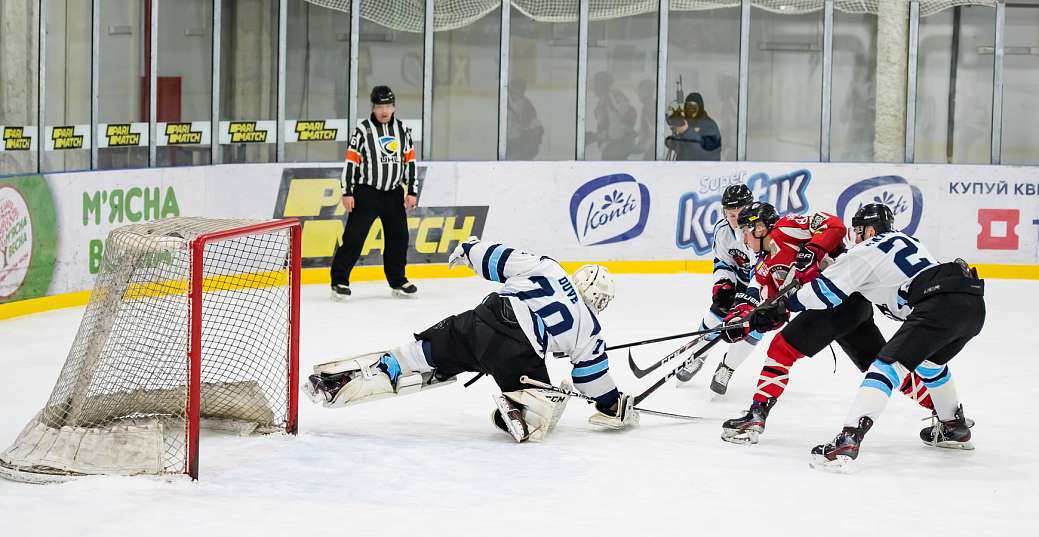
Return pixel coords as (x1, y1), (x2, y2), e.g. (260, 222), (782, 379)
(0, 217), (302, 482)
(186, 218), (302, 479)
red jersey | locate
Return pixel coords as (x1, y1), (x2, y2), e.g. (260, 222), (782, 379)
(749, 211), (846, 300)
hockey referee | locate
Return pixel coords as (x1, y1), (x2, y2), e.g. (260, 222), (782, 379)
(330, 85), (420, 299)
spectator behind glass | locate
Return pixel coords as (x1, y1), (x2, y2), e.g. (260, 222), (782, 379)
(506, 79), (544, 160)
(665, 92), (722, 161)
(589, 71), (637, 160)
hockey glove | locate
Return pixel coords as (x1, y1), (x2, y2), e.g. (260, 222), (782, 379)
(746, 297), (788, 333)
(720, 302), (755, 343)
(711, 280), (737, 313)
(447, 236), (480, 270)
(793, 243), (826, 284)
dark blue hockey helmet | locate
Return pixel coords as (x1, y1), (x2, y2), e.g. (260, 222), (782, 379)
(721, 184), (754, 210)
(852, 203), (895, 234)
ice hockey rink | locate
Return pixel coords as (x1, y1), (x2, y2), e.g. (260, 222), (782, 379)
(0, 274), (1034, 536)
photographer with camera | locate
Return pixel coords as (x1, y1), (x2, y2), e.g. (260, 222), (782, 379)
(665, 92), (722, 161)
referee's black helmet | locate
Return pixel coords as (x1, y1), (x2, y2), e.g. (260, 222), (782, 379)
(371, 85), (395, 105)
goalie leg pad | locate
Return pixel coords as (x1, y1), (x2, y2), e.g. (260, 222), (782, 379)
(491, 389), (570, 442)
(306, 351), (455, 408)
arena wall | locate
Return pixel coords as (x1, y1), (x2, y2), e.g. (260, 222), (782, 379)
(2, 161), (1037, 318)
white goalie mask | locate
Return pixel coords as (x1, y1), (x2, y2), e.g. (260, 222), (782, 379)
(573, 264), (615, 313)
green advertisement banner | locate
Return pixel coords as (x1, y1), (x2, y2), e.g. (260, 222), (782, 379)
(0, 175), (57, 303)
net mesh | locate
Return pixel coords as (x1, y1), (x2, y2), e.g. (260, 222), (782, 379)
(0, 218), (295, 479)
(304, 0), (996, 33)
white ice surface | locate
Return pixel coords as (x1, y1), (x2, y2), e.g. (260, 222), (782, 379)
(0, 274), (1035, 536)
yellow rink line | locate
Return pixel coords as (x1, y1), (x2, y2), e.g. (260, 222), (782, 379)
(3, 261), (1038, 321)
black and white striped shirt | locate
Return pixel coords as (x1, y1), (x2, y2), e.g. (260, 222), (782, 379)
(340, 114), (418, 196)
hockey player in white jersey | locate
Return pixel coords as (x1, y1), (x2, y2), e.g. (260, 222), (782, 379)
(675, 184), (763, 395)
(747, 204), (985, 470)
(304, 237), (638, 442)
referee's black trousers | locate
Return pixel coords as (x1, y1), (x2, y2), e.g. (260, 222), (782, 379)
(330, 185), (409, 288)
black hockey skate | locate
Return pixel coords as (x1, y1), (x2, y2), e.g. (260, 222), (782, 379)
(710, 362), (735, 396)
(330, 283), (351, 301)
(721, 397), (776, 445)
(304, 355), (400, 404)
(392, 281), (418, 298)
(305, 372), (350, 403)
(809, 416), (874, 473)
(920, 405), (974, 450)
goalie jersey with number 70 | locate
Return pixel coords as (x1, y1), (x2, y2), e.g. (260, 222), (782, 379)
(455, 240), (619, 403)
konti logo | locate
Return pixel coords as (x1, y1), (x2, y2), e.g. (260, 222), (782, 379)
(569, 174), (650, 246)
(676, 169), (811, 255)
(836, 175), (922, 236)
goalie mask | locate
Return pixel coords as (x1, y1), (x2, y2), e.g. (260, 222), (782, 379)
(573, 264), (615, 313)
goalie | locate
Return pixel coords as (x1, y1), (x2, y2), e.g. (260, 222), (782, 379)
(304, 238), (639, 442)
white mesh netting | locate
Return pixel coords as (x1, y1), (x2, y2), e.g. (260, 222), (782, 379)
(0, 218), (296, 481)
(304, 0), (996, 33)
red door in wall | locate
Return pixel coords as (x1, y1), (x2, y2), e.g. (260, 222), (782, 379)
(140, 76), (182, 122)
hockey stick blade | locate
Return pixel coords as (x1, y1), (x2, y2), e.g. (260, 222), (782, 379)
(628, 335), (705, 379)
(519, 376), (701, 421)
(628, 347), (664, 379)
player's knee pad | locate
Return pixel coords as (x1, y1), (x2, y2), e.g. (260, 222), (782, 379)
(766, 333), (803, 368)
(492, 389), (570, 442)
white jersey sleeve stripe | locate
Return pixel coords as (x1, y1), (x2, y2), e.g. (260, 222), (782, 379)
(572, 354), (609, 377)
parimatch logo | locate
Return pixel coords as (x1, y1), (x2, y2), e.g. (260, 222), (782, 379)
(104, 124), (142, 147)
(294, 121), (338, 142)
(274, 167), (486, 268)
(51, 126), (85, 150)
(227, 121), (269, 143)
(2, 127), (32, 151)
(165, 123), (204, 145)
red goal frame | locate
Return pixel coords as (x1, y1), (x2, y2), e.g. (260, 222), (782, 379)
(186, 218), (301, 480)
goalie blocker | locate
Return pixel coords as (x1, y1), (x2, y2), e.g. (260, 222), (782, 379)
(305, 238), (639, 442)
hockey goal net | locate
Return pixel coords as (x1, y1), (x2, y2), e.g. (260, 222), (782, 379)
(0, 218), (301, 482)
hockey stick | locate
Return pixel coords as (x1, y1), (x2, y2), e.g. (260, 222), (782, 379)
(629, 333), (715, 379)
(632, 280), (802, 406)
(519, 376), (701, 421)
(551, 321), (749, 360)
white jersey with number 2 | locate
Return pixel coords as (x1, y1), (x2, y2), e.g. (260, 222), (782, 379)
(787, 231), (938, 321)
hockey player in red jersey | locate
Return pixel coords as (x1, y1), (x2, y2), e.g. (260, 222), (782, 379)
(718, 202), (935, 445)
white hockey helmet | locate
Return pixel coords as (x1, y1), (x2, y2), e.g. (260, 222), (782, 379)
(573, 264), (615, 313)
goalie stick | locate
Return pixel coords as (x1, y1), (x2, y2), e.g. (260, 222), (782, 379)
(632, 280), (802, 406)
(519, 376), (701, 421)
